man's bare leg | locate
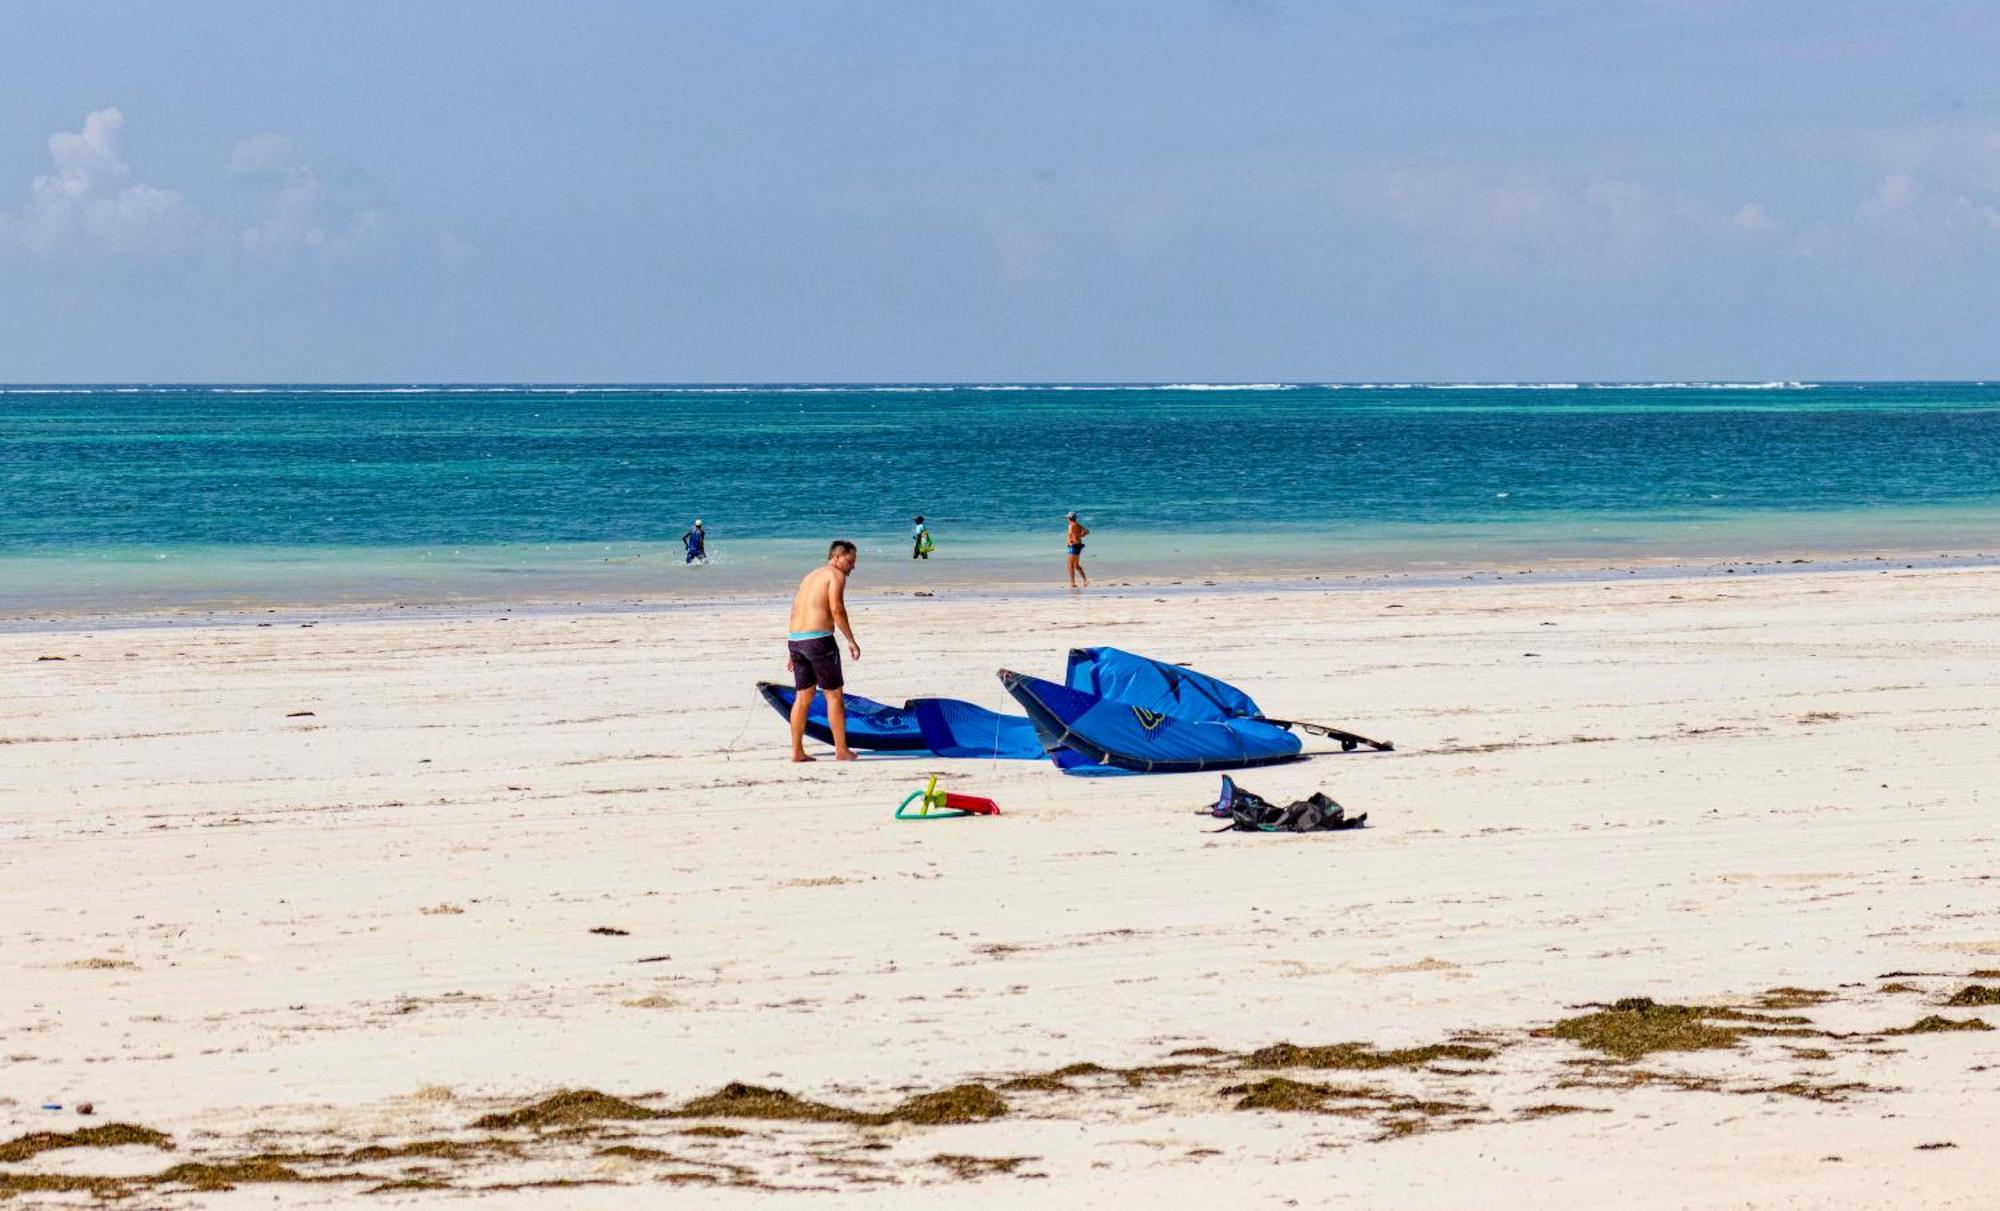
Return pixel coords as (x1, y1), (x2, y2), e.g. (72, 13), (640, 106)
(826, 689), (858, 761)
(789, 687), (817, 762)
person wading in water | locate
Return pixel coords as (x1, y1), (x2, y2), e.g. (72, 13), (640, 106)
(1065, 511), (1090, 589)
(785, 540), (862, 761)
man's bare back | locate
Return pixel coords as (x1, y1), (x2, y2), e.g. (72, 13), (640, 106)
(789, 565), (846, 638)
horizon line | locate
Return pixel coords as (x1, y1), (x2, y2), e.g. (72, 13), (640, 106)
(7, 378), (1997, 389)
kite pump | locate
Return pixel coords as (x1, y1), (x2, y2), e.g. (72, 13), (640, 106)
(895, 776), (1000, 820)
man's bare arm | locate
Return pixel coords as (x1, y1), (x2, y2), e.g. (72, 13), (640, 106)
(829, 569), (860, 659)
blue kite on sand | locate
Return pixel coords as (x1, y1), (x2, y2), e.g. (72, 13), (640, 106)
(997, 669), (1302, 774)
(756, 647), (1390, 773)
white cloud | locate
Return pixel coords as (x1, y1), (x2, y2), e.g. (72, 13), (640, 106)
(0, 108), (195, 257)
(1726, 202), (1779, 235)
(0, 109), (391, 272)
(1852, 172), (2000, 240)
(1357, 167), (1781, 270)
(227, 133), (299, 177)
(230, 138), (382, 258)
(1855, 173), (1923, 224)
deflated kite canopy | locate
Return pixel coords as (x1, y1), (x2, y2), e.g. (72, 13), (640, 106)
(909, 696), (1048, 760)
(756, 682), (1046, 760)
(1064, 647), (1264, 722)
(755, 682), (930, 751)
(1000, 670), (1302, 774)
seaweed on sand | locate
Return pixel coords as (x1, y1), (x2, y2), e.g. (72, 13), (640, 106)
(0, 1123), (171, 1163)
(154, 1159), (312, 1191)
(1740, 1081), (1887, 1103)
(346, 1138), (523, 1162)
(0, 1172), (134, 1200)
(472, 1089), (665, 1130)
(1552, 1059), (1726, 1094)
(1243, 1041), (1495, 1071)
(472, 1080), (1008, 1135)
(1755, 988), (1836, 1010)
(672, 1084), (867, 1124)
(931, 1154), (1037, 1179)
(1884, 1016), (1992, 1035)
(997, 1075), (1072, 1093)
(885, 1085), (1009, 1125)
(1219, 1077), (1380, 1114)
(1534, 998), (1753, 1060)
(1944, 985), (2000, 1007)
(1219, 1077), (1477, 1123)
(1516, 1103), (1606, 1118)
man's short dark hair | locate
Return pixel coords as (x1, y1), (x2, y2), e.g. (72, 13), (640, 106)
(829, 540), (857, 558)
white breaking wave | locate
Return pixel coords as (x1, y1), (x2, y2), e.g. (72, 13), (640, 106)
(1591, 381), (1817, 390)
(1156, 383), (1296, 391)
(1429, 383), (1581, 390)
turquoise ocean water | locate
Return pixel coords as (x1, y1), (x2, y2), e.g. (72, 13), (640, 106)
(3, 382), (1998, 613)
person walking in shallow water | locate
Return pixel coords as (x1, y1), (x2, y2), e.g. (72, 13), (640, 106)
(1065, 511), (1089, 589)
(911, 515), (933, 559)
(681, 518), (707, 565)
(786, 540), (862, 762)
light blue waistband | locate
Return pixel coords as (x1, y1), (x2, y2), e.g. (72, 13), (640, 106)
(788, 629), (834, 641)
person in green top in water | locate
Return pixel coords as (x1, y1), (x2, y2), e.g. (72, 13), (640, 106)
(911, 515), (933, 559)
(785, 540), (862, 762)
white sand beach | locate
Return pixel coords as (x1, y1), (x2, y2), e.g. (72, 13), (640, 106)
(5, 566), (1999, 1206)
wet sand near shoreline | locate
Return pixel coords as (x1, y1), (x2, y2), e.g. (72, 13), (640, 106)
(4, 566), (1998, 1206)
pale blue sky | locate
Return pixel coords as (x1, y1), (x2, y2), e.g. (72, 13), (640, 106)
(1, 1), (1996, 380)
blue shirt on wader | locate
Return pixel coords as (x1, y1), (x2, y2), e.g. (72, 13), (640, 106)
(682, 523), (706, 564)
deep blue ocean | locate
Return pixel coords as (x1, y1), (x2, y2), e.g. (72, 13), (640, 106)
(4, 382), (1999, 610)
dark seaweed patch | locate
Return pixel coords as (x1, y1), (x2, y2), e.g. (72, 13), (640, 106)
(0, 1172), (134, 1199)
(1884, 1016), (1992, 1035)
(1517, 1103), (1605, 1118)
(1243, 1041), (1495, 1070)
(1944, 985), (2000, 1007)
(1742, 1081), (1886, 1103)
(347, 1139), (522, 1162)
(887, 1085), (1008, 1125)
(1755, 987), (1835, 1010)
(0, 1123), (171, 1163)
(997, 1075), (1072, 1093)
(931, 1154), (1036, 1179)
(673, 1083), (865, 1124)
(1535, 998), (1749, 1060)
(472, 1089), (665, 1130)
(1220, 1077), (1379, 1113)
(155, 1159), (311, 1191)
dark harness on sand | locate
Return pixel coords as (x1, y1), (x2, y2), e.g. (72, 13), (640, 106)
(1203, 775), (1368, 833)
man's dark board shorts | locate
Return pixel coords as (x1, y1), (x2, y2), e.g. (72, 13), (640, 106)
(789, 636), (844, 692)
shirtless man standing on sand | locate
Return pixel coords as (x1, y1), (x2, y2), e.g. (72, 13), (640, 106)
(786, 540), (862, 762)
